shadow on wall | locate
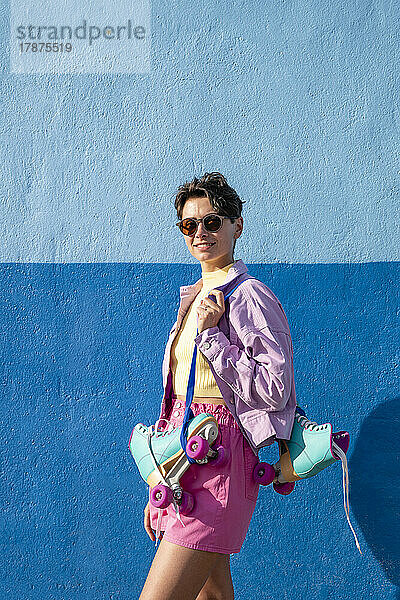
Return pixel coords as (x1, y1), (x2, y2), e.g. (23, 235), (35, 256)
(348, 398), (400, 597)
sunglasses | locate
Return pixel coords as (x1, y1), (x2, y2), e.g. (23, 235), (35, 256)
(176, 213), (236, 236)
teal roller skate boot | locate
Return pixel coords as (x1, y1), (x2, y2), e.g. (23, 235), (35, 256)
(273, 406), (350, 485)
(272, 406), (361, 554)
(129, 413), (229, 516)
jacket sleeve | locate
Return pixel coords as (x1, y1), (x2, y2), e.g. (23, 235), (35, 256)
(194, 325), (293, 412)
(193, 280), (294, 411)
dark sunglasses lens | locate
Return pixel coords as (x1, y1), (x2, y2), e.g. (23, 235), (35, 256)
(204, 215), (222, 232)
(180, 219), (197, 235)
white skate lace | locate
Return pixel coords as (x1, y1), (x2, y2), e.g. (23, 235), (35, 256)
(173, 501), (186, 528)
(331, 439), (362, 555)
(155, 506), (163, 548)
(295, 414), (362, 554)
(146, 419), (180, 484)
(154, 500), (187, 549)
(146, 419), (186, 548)
(295, 413), (323, 431)
(152, 418), (178, 437)
(146, 424), (169, 487)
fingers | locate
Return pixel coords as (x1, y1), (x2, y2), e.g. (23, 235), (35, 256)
(144, 504), (156, 542)
(197, 290), (224, 333)
(202, 289), (225, 310)
(144, 503), (164, 542)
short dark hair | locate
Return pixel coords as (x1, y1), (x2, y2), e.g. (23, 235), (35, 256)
(174, 172), (245, 221)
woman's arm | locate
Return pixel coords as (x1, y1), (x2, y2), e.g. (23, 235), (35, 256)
(194, 280), (294, 412)
(194, 324), (293, 412)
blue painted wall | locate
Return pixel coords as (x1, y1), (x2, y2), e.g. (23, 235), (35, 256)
(1, 0), (399, 597)
(1, 262), (399, 599)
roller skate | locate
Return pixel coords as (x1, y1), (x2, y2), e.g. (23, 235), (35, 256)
(129, 413), (230, 516)
(265, 406), (361, 553)
(271, 406), (350, 492)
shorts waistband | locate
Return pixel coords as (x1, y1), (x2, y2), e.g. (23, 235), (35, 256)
(169, 397), (240, 429)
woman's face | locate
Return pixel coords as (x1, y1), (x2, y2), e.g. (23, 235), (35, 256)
(180, 195), (243, 272)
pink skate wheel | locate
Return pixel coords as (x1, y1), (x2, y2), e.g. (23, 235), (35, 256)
(150, 484), (173, 509)
(186, 435), (209, 460)
(273, 480), (296, 495)
(208, 445), (230, 468)
(178, 491), (195, 515)
(252, 462), (275, 486)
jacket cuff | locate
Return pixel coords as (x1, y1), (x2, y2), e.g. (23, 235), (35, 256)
(194, 326), (230, 360)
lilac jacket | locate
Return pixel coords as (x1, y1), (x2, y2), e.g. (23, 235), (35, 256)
(157, 259), (297, 456)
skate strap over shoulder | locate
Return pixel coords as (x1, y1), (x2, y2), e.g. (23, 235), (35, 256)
(154, 280), (249, 548)
(179, 279), (246, 460)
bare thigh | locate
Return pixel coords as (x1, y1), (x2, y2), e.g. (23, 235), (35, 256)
(139, 538), (232, 600)
(195, 553), (234, 600)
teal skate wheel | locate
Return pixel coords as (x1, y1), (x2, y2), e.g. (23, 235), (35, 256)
(252, 462), (275, 486)
(150, 484), (173, 509)
(186, 435), (209, 460)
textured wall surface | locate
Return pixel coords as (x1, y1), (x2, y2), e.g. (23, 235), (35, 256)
(1, 0), (399, 598)
(1, 0), (399, 263)
(1, 262), (399, 599)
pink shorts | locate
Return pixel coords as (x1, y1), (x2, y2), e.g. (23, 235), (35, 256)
(148, 398), (260, 554)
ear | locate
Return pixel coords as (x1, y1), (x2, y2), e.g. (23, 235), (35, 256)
(235, 216), (243, 238)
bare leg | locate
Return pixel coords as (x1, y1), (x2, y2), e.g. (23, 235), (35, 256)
(139, 538), (228, 600)
(195, 553), (234, 600)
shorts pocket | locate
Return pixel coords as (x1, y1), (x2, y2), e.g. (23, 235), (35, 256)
(243, 437), (260, 502)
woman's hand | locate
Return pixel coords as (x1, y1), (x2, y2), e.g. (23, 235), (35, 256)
(144, 501), (163, 542)
(196, 289), (225, 334)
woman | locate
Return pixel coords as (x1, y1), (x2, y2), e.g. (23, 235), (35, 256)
(139, 172), (297, 600)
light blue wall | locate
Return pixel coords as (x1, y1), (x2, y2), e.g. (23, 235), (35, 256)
(1, 0), (399, 262)
(1, 0), (399, 598)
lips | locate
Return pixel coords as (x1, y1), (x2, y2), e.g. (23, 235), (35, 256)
(195, 242), (215, 250)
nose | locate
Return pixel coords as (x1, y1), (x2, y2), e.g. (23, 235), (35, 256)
(194, 221), (208, 238)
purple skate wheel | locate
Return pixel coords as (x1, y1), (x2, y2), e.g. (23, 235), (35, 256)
(178, 491), (195, 515)
(150, 484), (173, 509)
(273, 480), (296, 495)
(252, 462), (275, 486)
(332, 431), (350, 456)
(186, 435), (209, 460)
(208, 445), (230, 468)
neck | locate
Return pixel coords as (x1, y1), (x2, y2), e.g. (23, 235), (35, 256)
(200, 255), (235, 273)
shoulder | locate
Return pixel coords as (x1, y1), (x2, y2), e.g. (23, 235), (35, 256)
(240, 276), (282, 305)
(231, 276), (291, 334)
(236, 276), (285, 316)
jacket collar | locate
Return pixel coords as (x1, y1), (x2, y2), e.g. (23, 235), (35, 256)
(179, 259), (249, 300)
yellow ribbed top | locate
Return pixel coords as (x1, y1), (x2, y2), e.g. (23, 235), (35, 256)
(171, 261), (235, 397)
